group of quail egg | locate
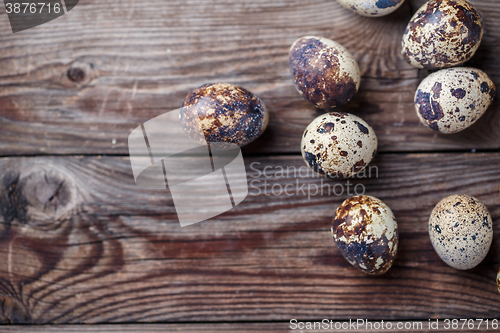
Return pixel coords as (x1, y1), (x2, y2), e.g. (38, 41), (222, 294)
(179, 0), (498, 291)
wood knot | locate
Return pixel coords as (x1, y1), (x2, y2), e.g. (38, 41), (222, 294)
(67, 67), (85, 83)
(64, 61), (95, 87)
(0, 295), (32, 324)
(0, 162), (81, 230)
(25, 170), (73, 216)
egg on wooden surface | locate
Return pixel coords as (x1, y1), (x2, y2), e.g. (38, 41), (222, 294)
(332, 195), (399, 275)
(180, 83), (269, 147)
(336, 0), (405, 17)
(429, 194), (493, 270)
(415, 67), (495, 134)
(289, 36), (360, 109)
(301, 112), (377, 178)
(402, 0), (483, 69)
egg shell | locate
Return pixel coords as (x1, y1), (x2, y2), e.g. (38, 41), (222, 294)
(301, 112), (377, 178)
(180, 83), (269, 147)
(332, 195), (399, 275)
(336, 0), (405, 17)
(289, 36), (360, 109)
(402, 0), (483, 69)
(429, 194), (493, 270)
(415, 67), (496, 134)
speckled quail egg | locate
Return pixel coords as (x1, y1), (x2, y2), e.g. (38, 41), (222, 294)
(402, 0), (483, 69)
(180, 83), (269, 147)
(336, 0), (405, 17)
(301, 112), (377, 178)
(289, 36), (360, 109)
(415, 67), (495, 134)
(429, 194), (493, 270)
(332, 195), (399, 275)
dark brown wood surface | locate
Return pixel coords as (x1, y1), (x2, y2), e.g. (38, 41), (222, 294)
(0, 321), (497, 333)
(0, 0), (499, 330)
(0, 154), (498, 325)
(0, 0), (499, 155)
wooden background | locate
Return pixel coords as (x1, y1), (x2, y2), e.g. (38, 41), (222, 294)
(0, 0), (499, 331)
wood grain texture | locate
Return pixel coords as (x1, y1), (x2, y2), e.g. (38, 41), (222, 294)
(0, 154), (498, 324)
(1, 0), (500, 328)
(0, 0), (499, 156)
(0, 322), (496, 333)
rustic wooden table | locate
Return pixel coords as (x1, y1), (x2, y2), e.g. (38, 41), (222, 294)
(0, 0), (499, 332)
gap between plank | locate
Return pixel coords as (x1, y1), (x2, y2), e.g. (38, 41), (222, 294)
(0, 149), (499, 159)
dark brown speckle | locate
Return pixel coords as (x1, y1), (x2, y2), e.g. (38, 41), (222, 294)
(451, 88), (466, 99)
(354, 121), (369, 134)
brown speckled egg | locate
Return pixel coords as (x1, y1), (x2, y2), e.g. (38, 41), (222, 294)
(332, 195), (399, 275)
(180, 83), (269, 147)
(429, 194), (493, 270)
(415, 67), (495, 134)
(289, 36), (360, 109)
(402, 0), (483, 69)
(336, 0), (405, 17)
(301, 112), (377, 178)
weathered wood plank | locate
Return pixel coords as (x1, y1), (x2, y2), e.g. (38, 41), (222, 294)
(0, 153), (498, 324)
(0, 0), (499, 156)
(0, 321), (496, 333)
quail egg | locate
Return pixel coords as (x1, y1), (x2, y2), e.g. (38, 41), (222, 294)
(429, 194), (493, 270)
(415, 67), (495, 134)
(332, 195), (399, 275)
(336, 0), (405, 17)
(289, 36), (360, 109)
(180, 83), (269, 147)
(301, 112), (377, 177)
(402, 0), (483, 69)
